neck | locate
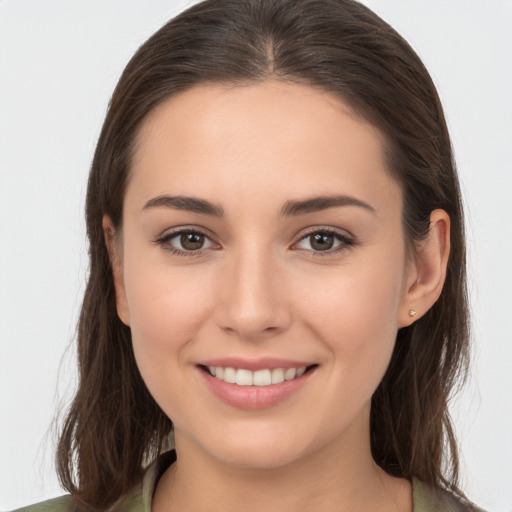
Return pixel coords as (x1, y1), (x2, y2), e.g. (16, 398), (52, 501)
(153, 412), (411, 512)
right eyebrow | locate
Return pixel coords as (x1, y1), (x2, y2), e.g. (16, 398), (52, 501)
(280, 194), (376, 217)
(142, 195), (225, 217)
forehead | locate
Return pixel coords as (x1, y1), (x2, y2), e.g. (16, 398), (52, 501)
(128, 80), (401, 217)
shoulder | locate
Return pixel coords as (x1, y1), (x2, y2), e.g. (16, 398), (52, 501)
(8, 452), (175, 512)
(9, 495), (75, 512)
(412, 478), (486, 512)
(8, 487), (146, 512)
(8, 488), (145, 512)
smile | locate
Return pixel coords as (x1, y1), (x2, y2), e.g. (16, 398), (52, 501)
(198, 362), (318, 409)
(206, 366), (308, 386)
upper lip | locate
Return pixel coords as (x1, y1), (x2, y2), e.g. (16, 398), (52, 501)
(198, 357), (316, 371)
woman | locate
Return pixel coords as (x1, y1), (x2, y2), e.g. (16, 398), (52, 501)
(12, 0), (483, 510)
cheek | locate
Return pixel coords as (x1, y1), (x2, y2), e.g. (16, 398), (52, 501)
(298, 252), (405, 377)
(123, 259), (214, 380)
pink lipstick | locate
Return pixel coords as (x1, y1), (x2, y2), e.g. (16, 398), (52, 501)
(196, 359), (317, 410)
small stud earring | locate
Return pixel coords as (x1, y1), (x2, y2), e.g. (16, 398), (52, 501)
(409, 309), (417, 317)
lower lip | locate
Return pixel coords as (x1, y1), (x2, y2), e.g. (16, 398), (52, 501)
(198, 367), (316, 410)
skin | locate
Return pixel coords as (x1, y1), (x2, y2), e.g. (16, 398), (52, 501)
(105, 81), (450, 512)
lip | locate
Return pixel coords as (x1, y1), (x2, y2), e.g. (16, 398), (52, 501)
(199, 357), (315, 372)
(197, 363), (317, 410)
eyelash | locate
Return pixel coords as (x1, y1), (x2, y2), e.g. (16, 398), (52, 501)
(155, 227), (355, 258)
(297, 228), (355, 258)
(155, 228), (215, 257)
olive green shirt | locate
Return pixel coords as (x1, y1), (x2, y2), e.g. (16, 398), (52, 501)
(10, 452), (483, 512)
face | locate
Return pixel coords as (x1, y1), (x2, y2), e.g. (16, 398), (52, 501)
(111, 81), (416, 469)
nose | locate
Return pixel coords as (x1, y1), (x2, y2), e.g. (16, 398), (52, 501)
(216, 245), (292, 341)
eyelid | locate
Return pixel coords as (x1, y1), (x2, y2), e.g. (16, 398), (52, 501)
(291, 226), (355, 255)
(154, 225), (355, 257)
(154, 226), (220, 255)
(297, 225), (354, 239)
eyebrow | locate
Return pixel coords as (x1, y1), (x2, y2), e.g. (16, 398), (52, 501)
(142, 194), (375, 217)
(143, 195), (225, 217)
(280, 195), (376, 217)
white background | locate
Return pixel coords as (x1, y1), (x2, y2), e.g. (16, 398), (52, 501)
(0, 1), (511, 510)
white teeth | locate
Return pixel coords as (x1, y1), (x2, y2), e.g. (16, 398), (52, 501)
(206, 365), (310, 386)
(271, 368), (285, 384)
(223, 367), (236, 383)
(253, 369), (271, 386)
(235, 369), (253, 386)
(284, 368), (297, 381)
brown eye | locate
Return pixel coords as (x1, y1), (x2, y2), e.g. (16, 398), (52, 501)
(309, 233), (335, 251)
(294, 229), (354, 255)
(156, 229), (217, 255)
(180, 232), (205, 250)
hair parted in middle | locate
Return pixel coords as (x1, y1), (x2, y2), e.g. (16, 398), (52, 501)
(57, 1), (469, 509)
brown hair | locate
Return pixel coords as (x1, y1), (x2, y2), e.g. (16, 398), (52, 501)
(57, 0), (469, 509)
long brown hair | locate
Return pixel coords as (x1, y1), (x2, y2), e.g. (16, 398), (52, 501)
(57, 0), (470, 509)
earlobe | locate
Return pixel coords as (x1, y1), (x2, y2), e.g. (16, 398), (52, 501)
(102, 215), (131, 326)
(399, 209), (450, 327)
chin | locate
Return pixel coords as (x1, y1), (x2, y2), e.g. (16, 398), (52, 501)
(190, 422), (319, 470)
(211, 443), (303, 470)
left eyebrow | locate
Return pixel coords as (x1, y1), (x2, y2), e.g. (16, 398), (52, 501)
(280, 195), (376, 217)
(142, 195), (225, 217)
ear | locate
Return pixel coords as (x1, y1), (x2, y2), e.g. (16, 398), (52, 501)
(398, 209), (450, 327)
(102, 215), (130, 326)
